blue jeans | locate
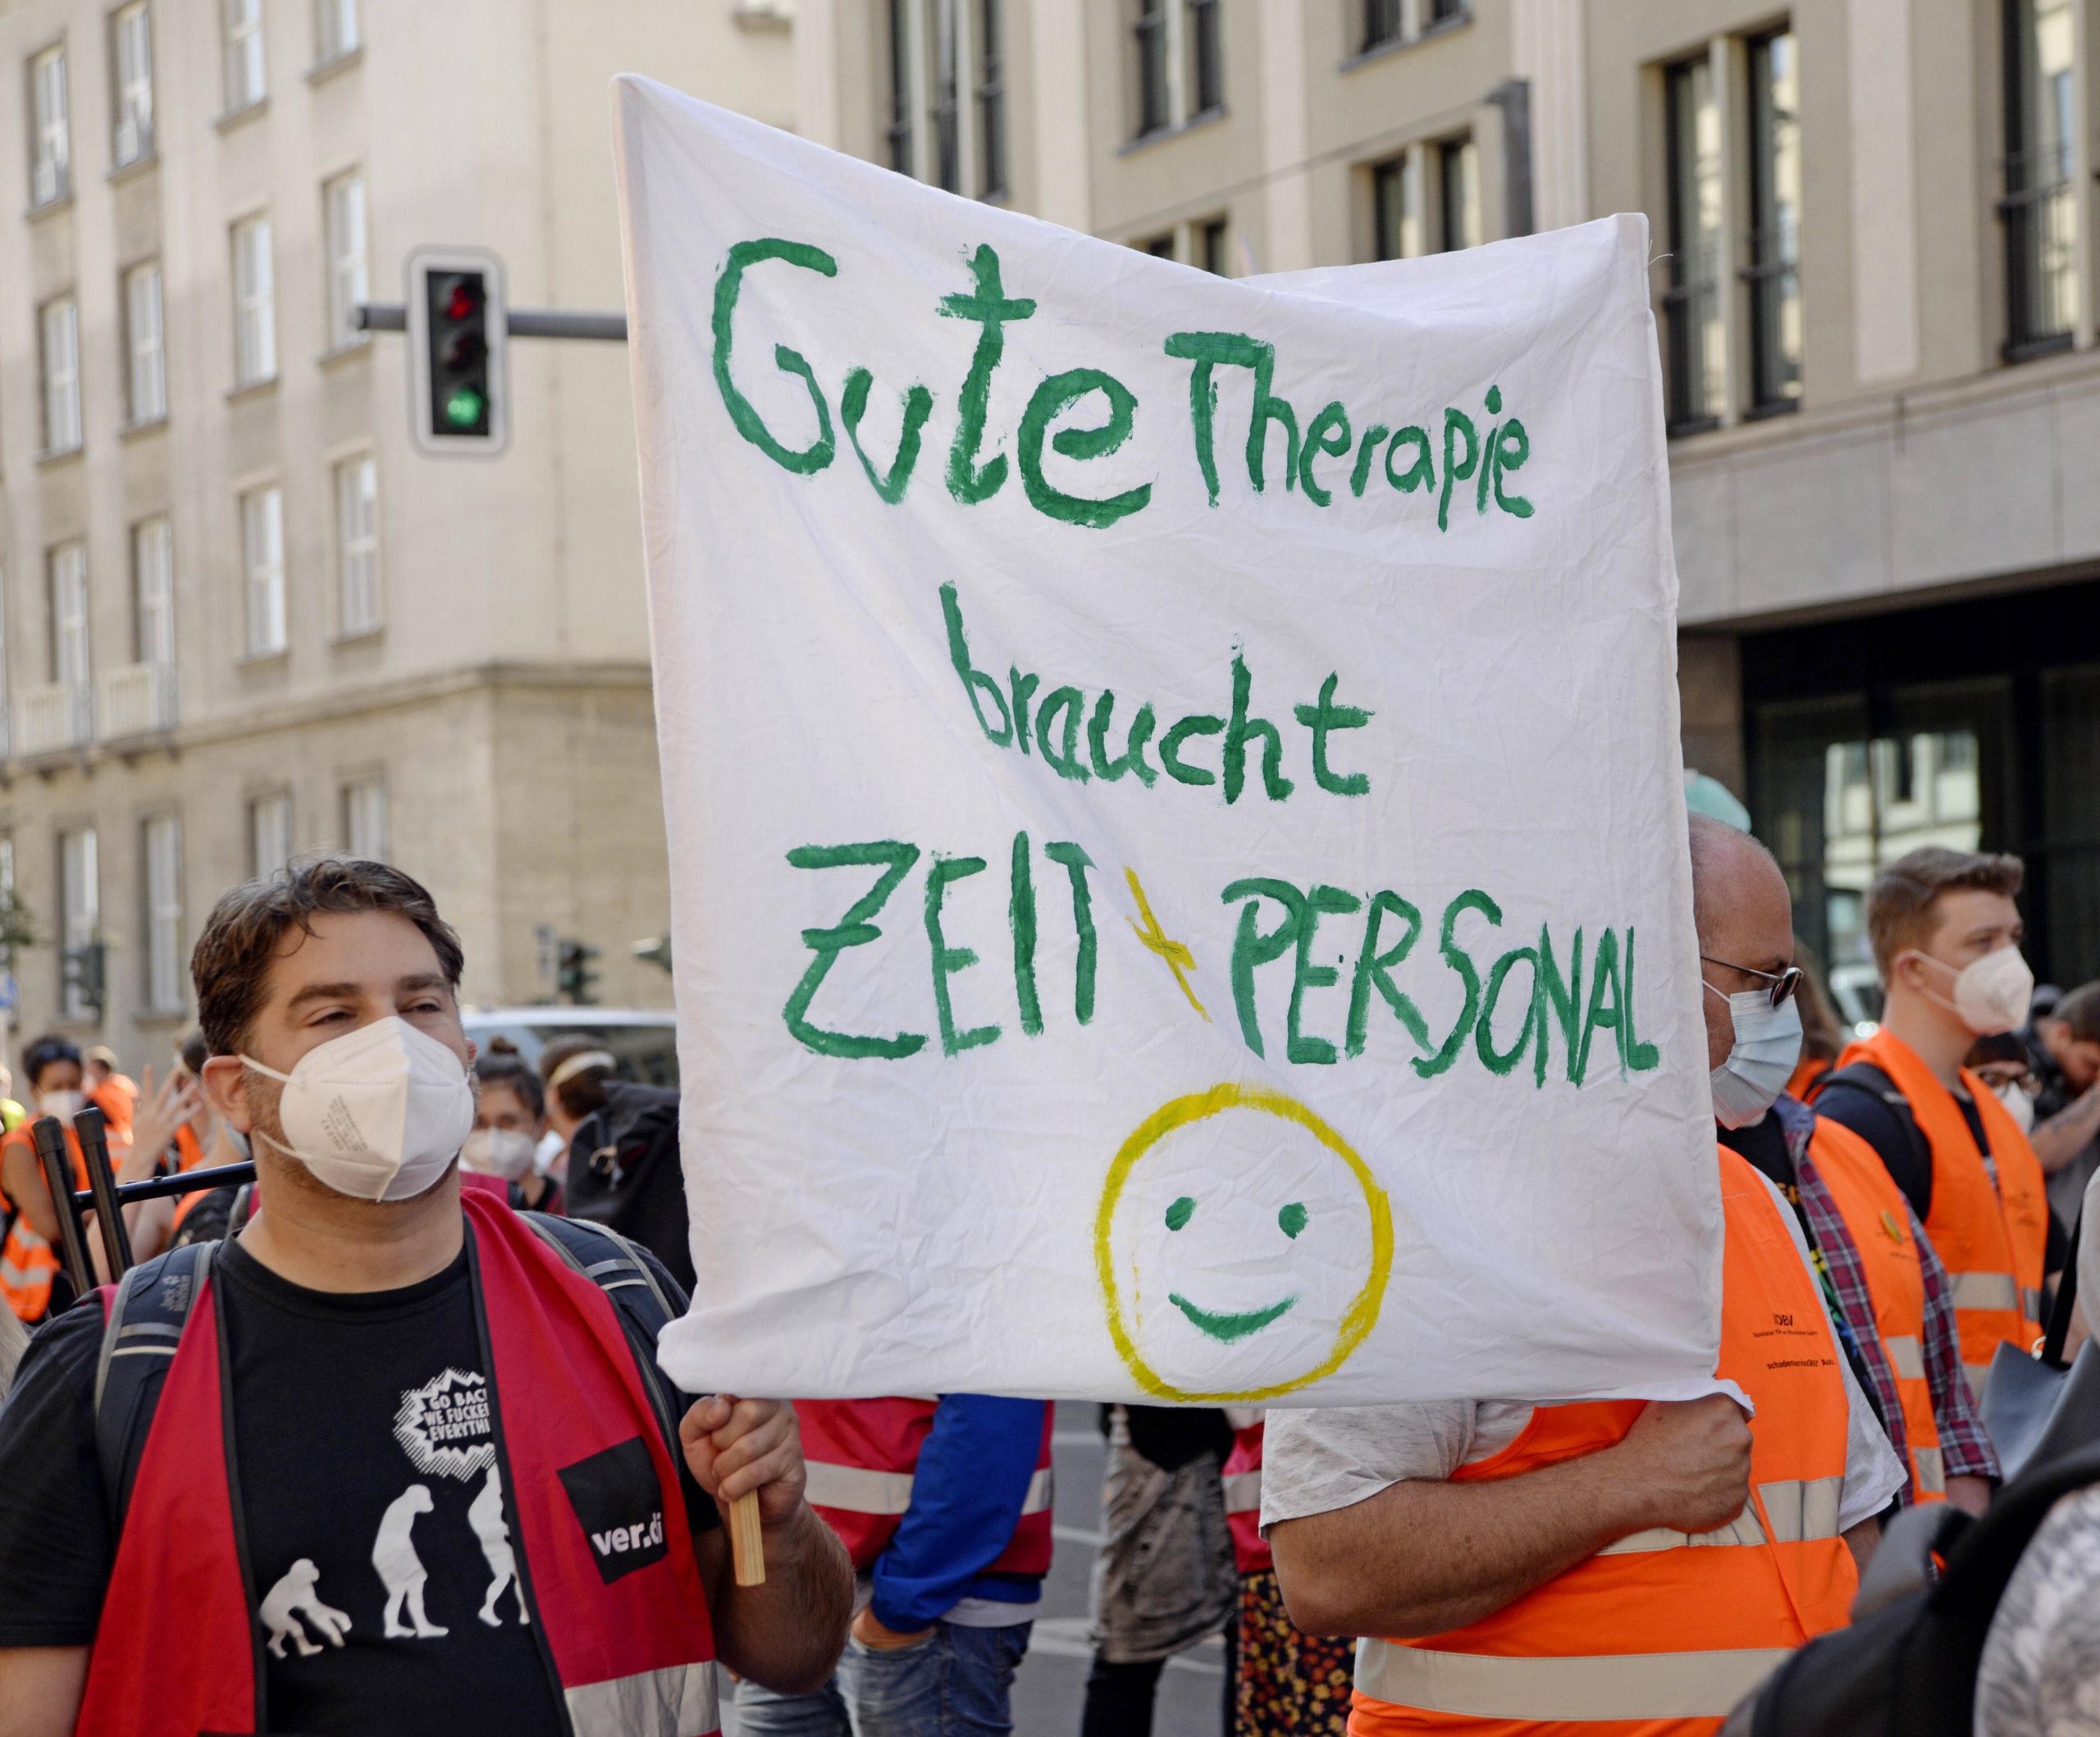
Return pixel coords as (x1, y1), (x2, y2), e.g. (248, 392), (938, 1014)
(736, 1620), (1032, 1737)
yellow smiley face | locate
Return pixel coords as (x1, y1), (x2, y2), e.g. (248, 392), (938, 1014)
(1094, 1083), (1395, 1402)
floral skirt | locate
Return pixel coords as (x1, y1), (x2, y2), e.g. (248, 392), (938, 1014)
(1235, 1567), (1354, 1737)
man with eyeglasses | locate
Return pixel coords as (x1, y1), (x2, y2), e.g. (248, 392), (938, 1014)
(1693, 817), (1997, 1517)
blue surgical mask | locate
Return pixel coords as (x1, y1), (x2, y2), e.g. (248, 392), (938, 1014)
(1706, 984), (1804, 1130)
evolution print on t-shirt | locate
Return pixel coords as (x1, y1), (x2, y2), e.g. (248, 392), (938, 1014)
(258, 1365), (530, 1666)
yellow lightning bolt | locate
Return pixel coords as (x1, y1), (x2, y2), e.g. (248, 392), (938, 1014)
(1125, 868), (1209, 1020)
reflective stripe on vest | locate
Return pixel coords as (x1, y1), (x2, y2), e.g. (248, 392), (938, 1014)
(1354, 1640), (1797, 1722)
(1802, 1115), (1944, 1506)
(0, 1224), (57, 1321)
(1836, 1030), (2048, 1379)
(1349, 1151), (1857, 1737)
(565, 1661), (721, 1737)
(802, 1460), (1053, 1519)
(1912, 1445), (1947, 1496)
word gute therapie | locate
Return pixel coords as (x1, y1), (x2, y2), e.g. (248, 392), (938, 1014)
(713, 239), (1538, 531)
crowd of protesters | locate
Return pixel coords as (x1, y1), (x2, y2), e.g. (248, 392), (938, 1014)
(0, 818), (2094, 1737)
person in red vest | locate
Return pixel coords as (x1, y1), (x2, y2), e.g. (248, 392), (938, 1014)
(0, 859), (851, 1737)
(1261, 832), (1908, 1735)
(738, 1393), (1054, 1735)
(1813, 847), (2053, 1397)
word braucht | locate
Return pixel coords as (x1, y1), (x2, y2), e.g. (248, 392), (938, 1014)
(714, 239), (1538, 531)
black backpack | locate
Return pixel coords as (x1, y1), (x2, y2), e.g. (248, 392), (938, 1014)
(1811, 1062), (1934, 1216)
(564, 1083), (694, 1294)
(91, 1214), (685, 1536)
(1723, 1438), (2100, 1735)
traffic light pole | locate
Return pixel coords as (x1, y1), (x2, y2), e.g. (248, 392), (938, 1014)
(356, 304), (628, 342)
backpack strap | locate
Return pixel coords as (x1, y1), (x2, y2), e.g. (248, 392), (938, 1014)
(94, 1239), (218, 1535)
(518, 1212), (685, 1462)
(1815, 1062), (1934, 1216)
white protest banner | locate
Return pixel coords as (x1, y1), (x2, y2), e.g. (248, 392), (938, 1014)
(613, 77), (1721, 1406)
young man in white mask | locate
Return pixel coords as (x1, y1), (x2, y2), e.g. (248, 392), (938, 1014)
(1693, 816), (1995, 1515)
(0, 859), (851, 1736)
(1815, 847), (2054, 1397)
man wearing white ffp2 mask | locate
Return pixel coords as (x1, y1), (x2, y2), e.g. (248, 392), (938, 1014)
(0, 859), (855, 1733)
(1814, 847), (2053, 1399)
(1689, 814), (1998, 1514)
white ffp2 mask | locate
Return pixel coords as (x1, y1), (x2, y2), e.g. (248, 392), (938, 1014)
(242, 1016), (476, 1202)
(461, 1126), (537, 1182)
(1706, 984), (1804, 1130)
(1909, 944), (2034, 1037)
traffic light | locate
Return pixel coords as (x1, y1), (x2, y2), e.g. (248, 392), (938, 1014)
(406, 246), (508, 456)
(556, 940), (600, 1006)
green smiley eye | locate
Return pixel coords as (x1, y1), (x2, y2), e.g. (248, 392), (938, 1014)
(1278, 1202), (1308, 1238)
(1165, 1196), (1196, 1231)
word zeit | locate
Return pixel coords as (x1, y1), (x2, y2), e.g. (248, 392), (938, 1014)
(591, 1510), (666, 1562)
(714, 239), (1537, 531)
(784, 838), (1660, 1086)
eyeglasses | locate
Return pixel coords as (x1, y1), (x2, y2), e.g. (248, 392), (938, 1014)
(1701, 955), (1804, 1010)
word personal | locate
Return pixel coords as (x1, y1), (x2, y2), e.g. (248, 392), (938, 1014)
(714, 238), (1540, 530)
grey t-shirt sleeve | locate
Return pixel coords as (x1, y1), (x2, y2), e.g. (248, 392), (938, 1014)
(1259, 1400), (1534, 1530)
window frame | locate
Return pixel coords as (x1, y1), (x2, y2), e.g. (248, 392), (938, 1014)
(110, 2), (153, 167)
(1133, 0), (1171, 139)
(48, 539), (89, 691)
(141, 810), (185, 1014)
(223, 0), (266, 112)
(2000, 0), (2079, 360)
(57, 825), (100, 1022)
(240, 483), (287, 658)
(29, 42), (70, 208)
(231, 213), (277, 387)
(39, 295), (82, 455)
(974, 0), (1007, 199)
(1436, 134), (1479, 253)
(132, 515), (175, 668)
(323, 170), (369, 350)
(316, 0), (360, 65)
(1185, 0), (1221, 118)
(248, 791), (292, 879)
(334, 453), (381, 637)
(1661, 52), (1725, 436)
(1744, 27), (1803, 417)
(124, 258), (167, 426)
(341, 775), (388, 862)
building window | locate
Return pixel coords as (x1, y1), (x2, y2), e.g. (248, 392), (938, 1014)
(2003, 0), (2077, 357)
(343, 777), (387, 860)
(1372, 152), (1424, 259)
(1185, 0), (1221, 116)
(0, 837), (15, 967)
(1142, 233), (1176, 259)
(1428, 0), (1467, 21)
(40, 297), (81, 454)
(929, 0), (961, 192)
(111, 3), (153, 166)
(29, 43), (68, 207)
(223, 0), (265, 111)
(317, 0), (359, 62)
(975, 0), (1006, 198)
(325, 172), (368, 349)
(1746, 30), (1802, 413)
(241, 486), (286, 657)
(886, 0), (912, 172)
(1437, 136), (1479, 251)
(232, 215), (276, 386)
(336, 456), (380, 635)
(58, 827), (98, 1022)
(142, 813), (184, 1012)
(1663, 53), (1725, 433)
(133, 517), (174, 667)
(1198, 217), (1230, 275)
(125, 261), (166, 425)
(49, 540), (89, 692)
(249, 792), (291, 878)
(1134, 0), (1170, 137)
(1363, 0), (1402, 52)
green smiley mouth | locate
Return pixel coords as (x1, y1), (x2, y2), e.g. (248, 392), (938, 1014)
(1168, 1292), (1299, 1343)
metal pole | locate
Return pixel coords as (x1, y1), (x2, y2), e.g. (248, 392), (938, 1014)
(74, 1106), (133, 1279)
(71, 1160), (257, 1210)
(355, 303), (627, 341)
(30, 1118), (93, 1296)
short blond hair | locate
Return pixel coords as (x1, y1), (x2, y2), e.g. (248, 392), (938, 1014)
(1865, 846), (2023, 979)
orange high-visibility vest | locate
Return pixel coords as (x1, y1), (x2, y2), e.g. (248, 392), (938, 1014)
(1801, 1114), (1943, 1503)
(1349, 1151), (1858, 1736)
(1836, 1028), (2047, 1393)
(1, 1130), (83, 1323)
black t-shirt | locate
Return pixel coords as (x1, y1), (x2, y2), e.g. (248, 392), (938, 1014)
(0, 1232), (715, 1735)
(1719, 1113), (1793, 1192)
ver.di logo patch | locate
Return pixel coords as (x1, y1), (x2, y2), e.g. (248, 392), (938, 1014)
(558, 1436), (670, 1585)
